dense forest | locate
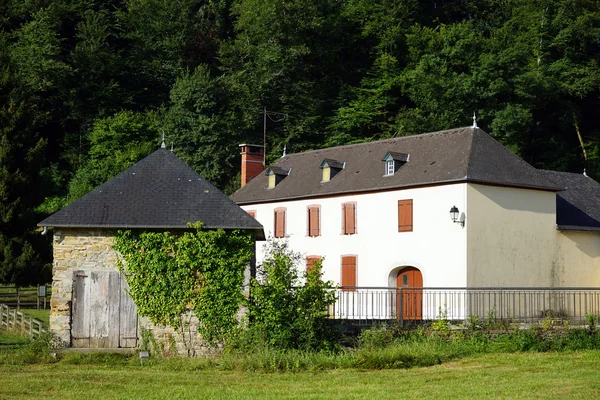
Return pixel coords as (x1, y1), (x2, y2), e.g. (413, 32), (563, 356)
(1, 0), (599, 286)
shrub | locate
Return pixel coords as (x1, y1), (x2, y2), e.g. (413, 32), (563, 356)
(242, 239), (339, 352)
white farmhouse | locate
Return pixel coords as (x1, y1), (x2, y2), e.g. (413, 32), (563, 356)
(231, 127), (600, 321)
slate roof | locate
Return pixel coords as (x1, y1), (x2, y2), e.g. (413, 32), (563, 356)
(39, 148), (265, 238)
(321, 159), (345, 169)
(542, 170), (600, 232)
(231, 127), (560, 205)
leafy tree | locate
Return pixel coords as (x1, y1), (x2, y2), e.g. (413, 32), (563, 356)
(67, 110), (159, 202)
(163, 65), (242, 190)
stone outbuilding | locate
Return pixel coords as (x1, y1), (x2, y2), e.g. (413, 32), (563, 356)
(38, 146), (264, 350)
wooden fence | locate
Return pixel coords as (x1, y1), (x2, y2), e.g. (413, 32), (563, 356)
(0, 285), (50, 309)
(0, 304), (46, 339)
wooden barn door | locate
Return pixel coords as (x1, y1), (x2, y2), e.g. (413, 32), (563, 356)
(72, 271), (138, 348)
(396, 267), (423, 320)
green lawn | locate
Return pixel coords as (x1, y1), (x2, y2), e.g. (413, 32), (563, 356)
(1, 351), (599, 399)
(21, 309), (50, 327)
(0, 330), (29, 345)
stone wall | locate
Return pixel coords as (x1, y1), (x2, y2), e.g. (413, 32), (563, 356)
(50, 229), (119, 346)
(138, 314), (222, 357)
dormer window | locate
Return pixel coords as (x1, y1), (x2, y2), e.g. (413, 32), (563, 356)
(386, 160), (395, 176)
(266, 167), (290, 189)
(320, 159), (344, 182)
(383, 152), (409, 176)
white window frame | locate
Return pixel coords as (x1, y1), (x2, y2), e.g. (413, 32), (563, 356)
(386, 159), (395, 176)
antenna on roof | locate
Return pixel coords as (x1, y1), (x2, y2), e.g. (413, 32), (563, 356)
(282, 144), (287, 157)
(472, 112), (478, 129)
(584, 168), (589, 177)
(161, 131), (166, 149)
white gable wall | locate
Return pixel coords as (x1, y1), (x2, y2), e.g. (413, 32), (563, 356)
(242, 183), (468, 288)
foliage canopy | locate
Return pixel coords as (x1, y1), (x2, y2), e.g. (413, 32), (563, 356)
(2, 0), (600, 283)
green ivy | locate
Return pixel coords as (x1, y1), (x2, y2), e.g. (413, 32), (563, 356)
(113, 224), (254, 343)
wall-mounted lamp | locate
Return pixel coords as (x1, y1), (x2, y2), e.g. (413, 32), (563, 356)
(449, 205), (465, 227)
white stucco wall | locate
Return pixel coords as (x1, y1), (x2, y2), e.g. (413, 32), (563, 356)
(241, 183), (468, 289)
(466, 184), (557, 287)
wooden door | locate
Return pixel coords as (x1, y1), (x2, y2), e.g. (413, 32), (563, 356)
(72, 270), (138, 348)
(396, 267), (423, 320)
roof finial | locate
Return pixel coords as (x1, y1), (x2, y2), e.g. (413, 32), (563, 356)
(161, 131), (166, 149)
(282, 143), (287, 157)
(472, 112), (478, 129)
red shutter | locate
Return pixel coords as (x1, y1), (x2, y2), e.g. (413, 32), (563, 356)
(247, 210), (256, 218)
(343, 203), (356, 234)
(274, 209), (286, 238)
(398, 200), (413, 232)
(308, 206), (320, 237)
(341, 256), (357, 291)
(306, 256), (320, 273)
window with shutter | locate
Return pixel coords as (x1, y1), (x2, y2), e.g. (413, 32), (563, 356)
(342, 202), (356, 234)
(307, 206), (320, 237)
(341, 255), (357, 291)
(306, 256), (321, 273)
(397, 200), (413, 232)
(274, 208), (286, 238)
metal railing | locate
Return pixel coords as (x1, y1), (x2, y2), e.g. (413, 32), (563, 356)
(330, 287), (600, 325)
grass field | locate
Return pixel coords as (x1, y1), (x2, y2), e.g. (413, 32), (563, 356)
(20, 309), (50, 326)
(1, 351), (599, 399)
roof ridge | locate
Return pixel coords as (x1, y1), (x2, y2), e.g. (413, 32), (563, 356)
(283, 127), (472, 158)
(464, 128), (477, 179)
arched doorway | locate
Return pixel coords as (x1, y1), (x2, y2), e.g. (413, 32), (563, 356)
(396, 267), (423, 320)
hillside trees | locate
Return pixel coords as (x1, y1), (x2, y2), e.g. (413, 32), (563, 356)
(0, 0), (599, 284)
(0, 40), (51, 286)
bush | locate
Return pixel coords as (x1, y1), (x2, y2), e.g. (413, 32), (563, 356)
(241, 240), (339, 352)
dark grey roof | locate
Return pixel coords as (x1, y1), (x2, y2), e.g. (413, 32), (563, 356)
(321, 159), (345, 169)
(383, 152), (409, 162)
(39, 148), (264, 238)
(542, 170), (600, 232)
(231, 127), (560, 204)
(266, 166), (291, 176)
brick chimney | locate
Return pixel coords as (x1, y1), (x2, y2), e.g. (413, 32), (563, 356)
(240, 144), (265, 187)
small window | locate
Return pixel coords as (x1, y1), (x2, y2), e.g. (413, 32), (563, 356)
(306, 256), (321, 273)
(341, 255), (357, 291)
(274, 208), (286, 238)
(402, 274), (408, 287)
(386, 160), (395, 176)
(266, 167), (290, 189)
(307, 206), (320, 237)
(398, 199), (413, 232)
(342, 202), (356, 235)
(320, 159), (344, 182)
(322, 166), (331, 182)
